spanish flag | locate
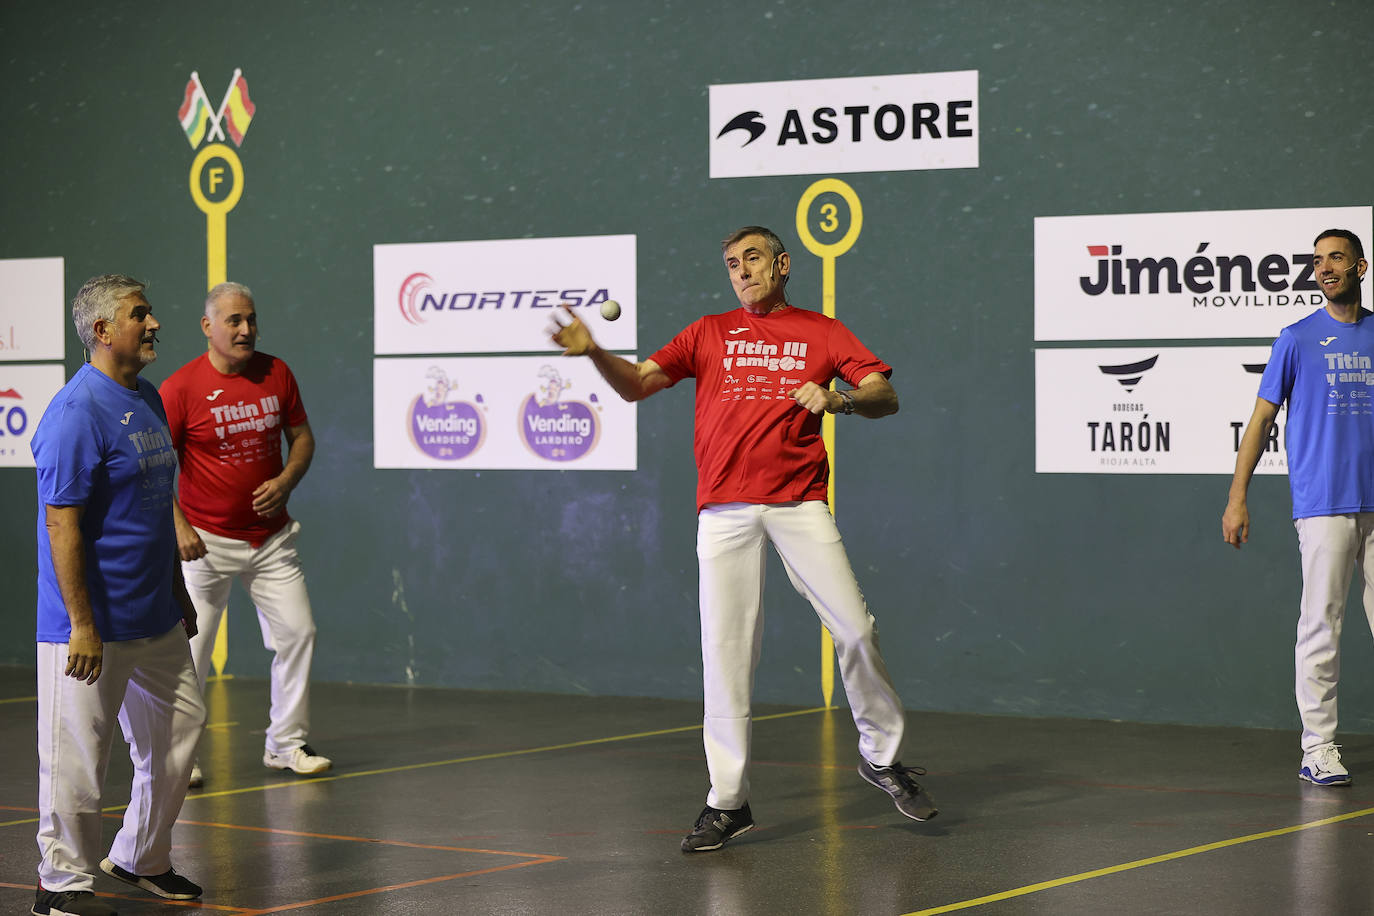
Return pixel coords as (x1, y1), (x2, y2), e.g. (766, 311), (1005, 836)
(177, 75), (213, 148)
(222, 72), (256, 147)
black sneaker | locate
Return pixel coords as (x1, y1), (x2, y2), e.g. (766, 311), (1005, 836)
(680, 804), (755, 852)
(32, 885), (118, 915)
(857, 758), (939, 821)
(98, 858), (201, 900)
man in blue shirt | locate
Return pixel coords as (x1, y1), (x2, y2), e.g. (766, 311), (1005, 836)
(30, 275), (206, 916)
(1223, 229), (1372, 787)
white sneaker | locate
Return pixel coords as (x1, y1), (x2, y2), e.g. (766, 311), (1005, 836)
(263, 744), (332, 775)
(188, 762), (203, 789)
(1299, 743), (1351, 786)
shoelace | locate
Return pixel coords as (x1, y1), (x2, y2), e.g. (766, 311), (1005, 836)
(887, 763), (928, 792)
(1313, 744), (1343, 770)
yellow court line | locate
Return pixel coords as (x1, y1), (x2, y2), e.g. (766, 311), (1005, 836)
(186, 705), (830, 800)
(0, 706), (830, 824)
(0, 696), (37, 705)
(904, 804), (1374, 915)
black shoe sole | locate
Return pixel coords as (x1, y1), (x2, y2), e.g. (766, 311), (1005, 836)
(99, 859), (200, 900)
(682, 821), (754, 852)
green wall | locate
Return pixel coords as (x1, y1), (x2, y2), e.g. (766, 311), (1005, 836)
(4, 0), (1373, 734)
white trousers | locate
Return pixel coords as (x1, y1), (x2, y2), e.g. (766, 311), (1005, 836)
(697, 501), (907, 810)
(183, 519), (317, 756)
(36, 626), (205, 892)
(1293, 513), (1374, 752)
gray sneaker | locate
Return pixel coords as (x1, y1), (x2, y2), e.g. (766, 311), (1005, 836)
(857, 758), (939, 821)
(681, 804), (755, 852)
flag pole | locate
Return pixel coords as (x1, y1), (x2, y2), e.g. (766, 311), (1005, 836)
(208, 68), (241, 142)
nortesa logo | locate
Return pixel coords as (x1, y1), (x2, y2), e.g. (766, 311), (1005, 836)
(717, 111), (766, 146)
(399, 272), (433, 326)
(396, 273), (611, 321)
(1098, 355), (1158, 393)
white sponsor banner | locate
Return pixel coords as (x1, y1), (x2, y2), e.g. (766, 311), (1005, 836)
(1036, 346), (1288, 475)
(374, 356), (637, 470)
(0, 257), (65, 361)
(709, 71), (978, 179)
(373, 235), (636, 355)
(0, 363), (66, 467)
(1034, 206), (1373, 341)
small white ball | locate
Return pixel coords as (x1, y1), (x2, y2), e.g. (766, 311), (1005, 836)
(600, 299), (622, 321)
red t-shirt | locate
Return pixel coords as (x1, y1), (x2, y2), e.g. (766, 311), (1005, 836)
(649, 305), (891, 511)
(160, 351), (309, 546)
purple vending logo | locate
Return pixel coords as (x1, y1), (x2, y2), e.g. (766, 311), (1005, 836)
(408, 367), (486, 460)
(521, 365), (601, 461)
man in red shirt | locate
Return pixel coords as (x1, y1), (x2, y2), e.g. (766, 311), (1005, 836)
(160, 282), (330, 785)
(551, 226), (935, 852)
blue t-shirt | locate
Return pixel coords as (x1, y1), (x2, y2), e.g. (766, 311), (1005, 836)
(31, 363), (182, 642)
(1258, 307), (1374, 520)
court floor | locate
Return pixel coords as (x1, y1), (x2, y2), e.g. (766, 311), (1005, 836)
(1, 665), (1371, 915)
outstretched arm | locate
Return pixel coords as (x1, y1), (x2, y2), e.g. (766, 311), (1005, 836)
(551, 306), (671, 402)
(1222, 397), (1281, 549)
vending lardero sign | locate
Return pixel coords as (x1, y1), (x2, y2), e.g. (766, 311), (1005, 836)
(374, 356), (637, 470)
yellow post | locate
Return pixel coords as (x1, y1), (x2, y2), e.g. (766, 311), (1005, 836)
(795, 179), (864, 710)
(189, 142), (244, 677)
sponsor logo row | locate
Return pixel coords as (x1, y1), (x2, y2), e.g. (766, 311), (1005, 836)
(374, 357), (636, 470)
(375, 234), (636, 356)
(1035, 205), (1373, 341)
(1036, 347), (1287, 474)
(708, 70), (979, 178)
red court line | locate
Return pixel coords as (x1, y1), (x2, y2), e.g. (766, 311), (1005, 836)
(224, 858), (564, 916)
(168, 817), (565, 913)
(174, 817), (567, 859)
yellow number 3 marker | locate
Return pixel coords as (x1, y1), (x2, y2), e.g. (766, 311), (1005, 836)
(795, 178), (863, 709)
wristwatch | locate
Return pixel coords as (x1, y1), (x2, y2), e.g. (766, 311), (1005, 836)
(838, 390), (856, 415)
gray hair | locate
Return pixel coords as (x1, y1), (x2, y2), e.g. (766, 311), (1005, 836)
(720, 225), (790, 290)
(720, 225), (788, 259)
(205, 281), (254, 317)
(72, 274), (146, 353)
